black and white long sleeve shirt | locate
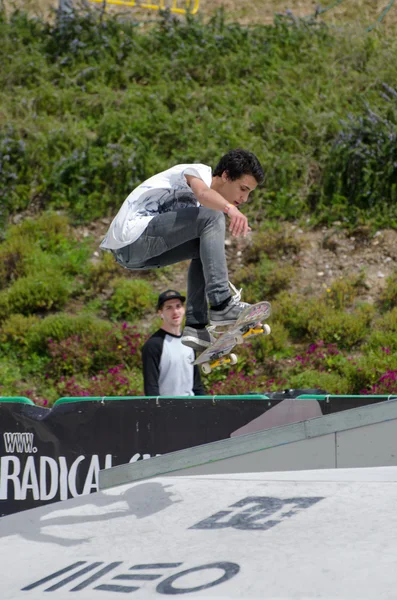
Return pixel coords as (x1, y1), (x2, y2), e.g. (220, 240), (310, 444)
(142, 329), (205, 397)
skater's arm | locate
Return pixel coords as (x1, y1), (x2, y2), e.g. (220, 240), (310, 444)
(142, 338), (161, 396)
(193, 365), (205, 396)
(185, 175), (250, 237)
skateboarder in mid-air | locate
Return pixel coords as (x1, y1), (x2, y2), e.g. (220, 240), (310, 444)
(100, 149), (265, 350)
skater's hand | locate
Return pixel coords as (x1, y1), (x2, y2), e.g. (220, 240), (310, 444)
(227, 205), (251, 237)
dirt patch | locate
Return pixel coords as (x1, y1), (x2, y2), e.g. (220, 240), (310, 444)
(286, 226), (396, 302)
(225, 224), (396, 303)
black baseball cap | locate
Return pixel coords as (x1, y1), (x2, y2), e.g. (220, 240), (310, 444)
(157, 289), (186, 310)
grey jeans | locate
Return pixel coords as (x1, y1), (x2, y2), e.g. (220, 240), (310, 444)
(113, 192), (230, 326)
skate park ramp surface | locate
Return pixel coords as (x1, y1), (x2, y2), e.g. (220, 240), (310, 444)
(1, 467), (397, 599)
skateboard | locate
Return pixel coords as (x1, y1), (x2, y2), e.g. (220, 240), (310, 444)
(193, 301), (271, 374)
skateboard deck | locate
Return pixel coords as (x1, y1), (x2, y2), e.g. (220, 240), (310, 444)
(193, 301), (271, 374)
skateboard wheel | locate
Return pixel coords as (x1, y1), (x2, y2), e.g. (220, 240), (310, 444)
(229, 353), (238, 365)
(234, 333), (244, 344)
(263, 324), (271, 335)
(201, 362), (212, 374)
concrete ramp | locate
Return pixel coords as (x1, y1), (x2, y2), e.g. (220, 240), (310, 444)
(99, 397), (397, 488)
(1, 467), (397, 598)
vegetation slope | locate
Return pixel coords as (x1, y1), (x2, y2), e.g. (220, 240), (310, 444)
(1, 4), (397, 403)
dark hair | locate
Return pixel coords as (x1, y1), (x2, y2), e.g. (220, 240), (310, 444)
(213, 149), (264, 184)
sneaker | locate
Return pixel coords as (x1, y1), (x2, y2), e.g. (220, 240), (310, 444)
(209, 282), (251, 326)
(182, 326), (215, 351)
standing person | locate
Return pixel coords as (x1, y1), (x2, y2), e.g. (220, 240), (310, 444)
(142, 290), (205, 397)
(100, 149), (265, 350)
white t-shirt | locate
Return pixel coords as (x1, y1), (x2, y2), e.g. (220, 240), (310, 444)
(100, 163), (212, 250)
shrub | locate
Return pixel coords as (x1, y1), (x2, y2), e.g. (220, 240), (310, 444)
(46, 335), (93, 378)
(308, 306), (373, 348)
(108, 278), (156, 320)
(0, 359), (23, 394)
(0, 314), (40, 350)
(0, 291), (10, 323)
(207, 370), (267, 395)
(7, 212), (71, 251)
(0, 214), (92, 290)
(340, 348), (396, 393)
(250, 321), (292, 360)
(243, 227), (303, 263)
(282, 339), (395, 394)
(235, 259), (294, 303)
(322, 274), (365, 310)
(26, 244), (92, 279)
(288, 369), (349, 394)
(374, 306), (397, 331)
(321, 96), (397, 228)
(263, 264), (295, 299)
(364, 370), (397, 394)
(1, 214), (90, 304)
(6, 271), (72, 315)
(367, 328), (397, 353)
(258, 337), (397, 395)
(45, 322), (145, 378)
(0, 235), (36, 288)
(43, 7), (136, 65)
(56, 365), (143, 398)
(364, 308), (397, 358)
(283, 340), (355, 389)
(207, 367), (289, 395)
(46, 141), (148, 223)
(25, 313), (113, 353)
(86, 251), (121, 292)
(290, 340), (342, 372)
(0, 126), (31, 226)
(272, 292), (327, 341)
(378, 270), (397, 312)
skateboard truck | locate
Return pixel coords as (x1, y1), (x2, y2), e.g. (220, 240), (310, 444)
(201, 353), (238, 375)
(233, 323), (271, 344)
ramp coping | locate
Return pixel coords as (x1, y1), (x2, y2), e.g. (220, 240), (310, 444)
(53, 394), (270, 405)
